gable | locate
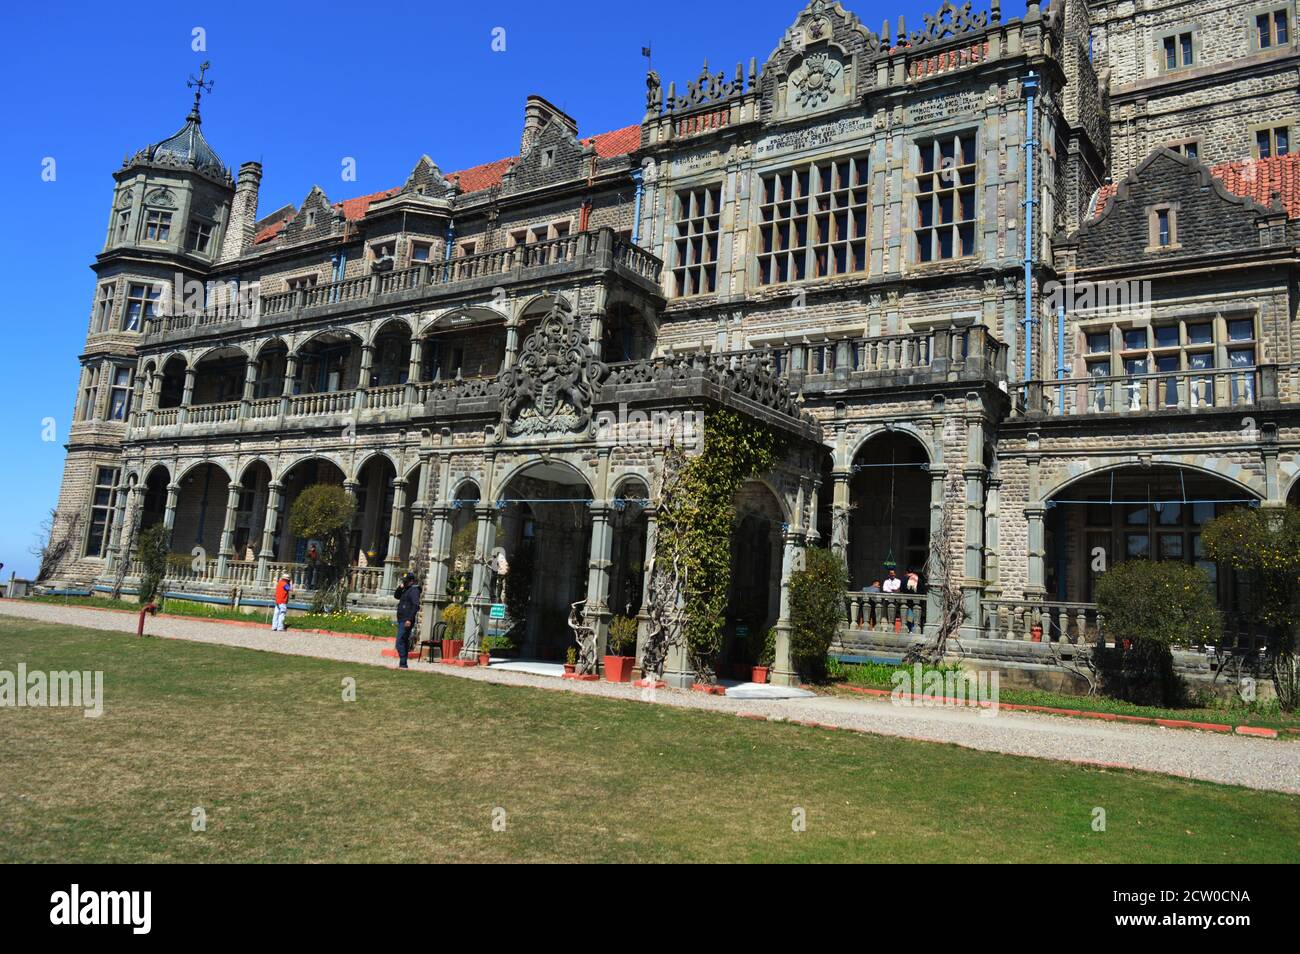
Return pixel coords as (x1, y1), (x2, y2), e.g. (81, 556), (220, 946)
(1074, 150), (1274, 268)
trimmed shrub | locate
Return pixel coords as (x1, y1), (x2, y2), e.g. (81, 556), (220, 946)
(136, 524), (170, 606)
(789, 545), (847, 682)
(1095, 560), (1219, 706)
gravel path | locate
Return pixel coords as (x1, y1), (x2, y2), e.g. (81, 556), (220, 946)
(4, 600), (1298, 794)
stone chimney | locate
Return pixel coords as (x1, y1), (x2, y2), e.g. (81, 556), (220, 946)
(218, 161), (262, 263)
(521, 95), (578, 155)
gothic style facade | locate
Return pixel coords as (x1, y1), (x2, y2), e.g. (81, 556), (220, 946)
(48, 0), (1300, 685)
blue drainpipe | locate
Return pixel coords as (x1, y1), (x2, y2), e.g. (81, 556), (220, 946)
(1022, 72), (1039, 386)
(630, 168), (645, 246)
(1056, 303), (1067, 414)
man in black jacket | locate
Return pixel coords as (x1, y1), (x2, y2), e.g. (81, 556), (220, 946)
(394, 572), (421, 669)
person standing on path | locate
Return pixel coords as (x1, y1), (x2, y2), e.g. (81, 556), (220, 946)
(272, 573), (292, 631)
(394, 571), (421, 669)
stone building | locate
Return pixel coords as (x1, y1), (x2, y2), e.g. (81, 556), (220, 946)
(46, 0), (1300, 685)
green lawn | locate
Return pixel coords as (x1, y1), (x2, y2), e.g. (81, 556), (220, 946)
(21, 594), (395, 638)
(829, 659), (1300, 732)
(1, 618), (1296, 863)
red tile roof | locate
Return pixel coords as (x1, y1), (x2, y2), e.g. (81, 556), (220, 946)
(253, 123), (640, 245)
(1093, 152), (1300, 220)
(336, 187), (401, 221)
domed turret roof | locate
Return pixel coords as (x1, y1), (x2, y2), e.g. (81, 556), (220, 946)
(123, 70), (231, 185)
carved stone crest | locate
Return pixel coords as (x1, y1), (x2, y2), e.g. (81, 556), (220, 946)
(790, 50), (843, 111)
(500, 296), (606, 437)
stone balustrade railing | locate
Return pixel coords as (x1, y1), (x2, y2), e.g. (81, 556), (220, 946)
(286, 390), (354, 417)
(142, 227), (661, 342)
(1024, 366), (1271, 417)
(842, 590), (928, 633)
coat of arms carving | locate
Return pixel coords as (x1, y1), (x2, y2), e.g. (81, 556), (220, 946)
(500, 296), (606, 437)
(791, 50), (843, 110)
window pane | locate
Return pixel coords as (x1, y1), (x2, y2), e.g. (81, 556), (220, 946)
(1154, 325), (1179, 348)
(1277, 127), (1289, 156)
(1226, 318), (1252, 341)
(1258, 129), (1272, 157)
(1087, 332), (1110, 353)
(1123, 328), (1147, 350)
(1186, 322), (1212, 345)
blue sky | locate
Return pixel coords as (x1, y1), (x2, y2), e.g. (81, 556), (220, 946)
(0, 0), (1028, 578)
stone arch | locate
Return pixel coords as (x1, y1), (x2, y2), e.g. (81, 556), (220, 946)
(842, 421), (935, 471)
(1285, 468), (1300, 507)
(254, 336), (291, 358)
(368, 314), (417, 344)
(349, 450), (401, 484)
(847, 428), (932, 591)
(1039, 455), (1264, 505)
(275, 453), (348, 485)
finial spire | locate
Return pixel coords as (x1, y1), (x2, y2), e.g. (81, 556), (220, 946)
(186, 61), (213, 123)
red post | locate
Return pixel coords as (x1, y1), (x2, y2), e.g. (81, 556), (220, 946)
(137, 603), (158, 636)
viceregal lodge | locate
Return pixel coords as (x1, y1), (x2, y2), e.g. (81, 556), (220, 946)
(45, 0), (1300, 686)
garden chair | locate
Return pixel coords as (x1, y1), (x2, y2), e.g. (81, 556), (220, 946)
(419, 620), (447, 663)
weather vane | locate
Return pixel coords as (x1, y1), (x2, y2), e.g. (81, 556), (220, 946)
(187, 60), (214, 117)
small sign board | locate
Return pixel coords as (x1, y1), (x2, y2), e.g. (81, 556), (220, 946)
(735, 624), (749, 639)
(490, 603), (506, 620)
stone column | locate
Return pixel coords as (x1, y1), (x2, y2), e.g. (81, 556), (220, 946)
(771, 528), (804, 687)
(144, 370), (159, 429)
(962, 397), (986, 629)
(238, 357), (257, 419)
(420, 457), (454, 640)
(926, 465), (948, 634)
(354, 343), (374, 411)
(503, 321), (521, 370)
(830, 469), (851, 566)
(381, 478), (407, 593)
(279, 354), (298, 418)
(216, 482), (243, 578)
(177, 367), (196, 425)
(585, 502), (615, 669)
(407, 453), (433, 570)
(404, 337), (422, 405)
(1025, 504), (1046, 596)
(633, 505), (658, 671)
(462, 502), (498, 655)
(255, 480), (283, 584)
(163, 482), (180, 546)
(104, 474), (135, 576)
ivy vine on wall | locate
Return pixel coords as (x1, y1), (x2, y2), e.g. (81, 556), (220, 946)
(656, 409), (787, 683)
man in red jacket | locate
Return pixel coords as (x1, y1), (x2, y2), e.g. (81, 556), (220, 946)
(272, 573), (292, 631)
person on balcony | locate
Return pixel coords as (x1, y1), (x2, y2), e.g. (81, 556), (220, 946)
(305, 541), (320, 588)
(865, 580), (882, 593)
(394, 572), (421, 669)
(272, 573), (292, 631)
(905, 569), (921, 594)
(882, 569), (901, 593)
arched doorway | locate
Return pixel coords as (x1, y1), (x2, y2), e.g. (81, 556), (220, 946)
(609, 478), (650, 619)
(171, 463), (231, 561)
(235, 461), (273, 562)
(1044, 464), (1259, 610)
(495, 461), (593, 659)
(139, 466), (170, 531)
(722, 480), (784, 676)
(277, 458), (347, 567)
(848, 431), (930, 591)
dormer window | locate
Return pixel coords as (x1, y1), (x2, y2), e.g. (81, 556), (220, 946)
(305, 210), (316, 227)
(144, 210), (172, 242)
(410, 241), (431, 263)
(116, 211), (131, 241)
(186, 219), (213, 253)
(541, 147), (555, 169)
(1146, 203), (1179, 251)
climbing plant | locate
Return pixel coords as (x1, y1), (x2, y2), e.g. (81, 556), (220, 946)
(656, 409), (785, 684)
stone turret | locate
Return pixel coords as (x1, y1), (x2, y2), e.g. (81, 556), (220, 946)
(219, 161), (262, 263)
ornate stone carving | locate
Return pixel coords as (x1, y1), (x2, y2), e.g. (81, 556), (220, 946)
(908, 2), (990, 47)
(500, 296), (605, 437)
(145, 187), (176, 208)
(790, 49), (843, 110)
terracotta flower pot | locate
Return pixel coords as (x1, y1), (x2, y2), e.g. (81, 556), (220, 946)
(443, 638), (463, 662)
(604, 655), (635, 682)
(563, 662), (576, 674)
(478, 652), (490, 667)
(751, 666), (770, 684)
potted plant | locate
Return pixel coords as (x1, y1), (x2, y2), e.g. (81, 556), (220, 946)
(752, 627), (776, 684)
(563, 646), (577, 675)
(604, 615), (637, 682)
(1030, 622), (1044, 642)
(478, 635), (492, 668)
(441, 603), (466, 662)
